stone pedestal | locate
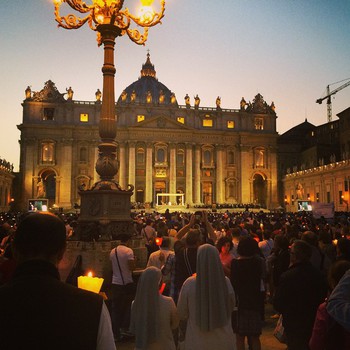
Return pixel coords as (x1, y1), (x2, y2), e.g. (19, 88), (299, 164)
(77, 189), (134, 241)
(59, 238), (147, 286)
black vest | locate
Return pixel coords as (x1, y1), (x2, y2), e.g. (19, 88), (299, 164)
(0, 260), (103, 350)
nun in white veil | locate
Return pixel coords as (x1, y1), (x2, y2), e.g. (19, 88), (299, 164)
(177, 244), (237, 350)
(130, 266), (179, 350)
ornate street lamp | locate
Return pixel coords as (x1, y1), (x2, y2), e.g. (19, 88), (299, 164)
(53, 0), (165, 240)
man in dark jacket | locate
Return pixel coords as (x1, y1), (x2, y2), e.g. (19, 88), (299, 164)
(273, 239), (327, 350)
(0, 212), (115, 350)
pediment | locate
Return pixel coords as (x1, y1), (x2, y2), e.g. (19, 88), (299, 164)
(32, 80), (65, 102)
(133, 115), (193, 130)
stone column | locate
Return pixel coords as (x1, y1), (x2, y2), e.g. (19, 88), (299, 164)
(185, 143), (193, 205)
(118, 142), (126, 190)
(194, 145), (201, 205)
(216, 145), (224, 204)
(145, 143), (153, 204)
(128, 142), (136, 202)
(240, 144), (251, 204)
(59, 139), (73, 208)
(169, 143), (176, 203)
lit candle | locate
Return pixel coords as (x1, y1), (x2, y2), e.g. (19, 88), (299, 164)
(78, 271), (104, 294)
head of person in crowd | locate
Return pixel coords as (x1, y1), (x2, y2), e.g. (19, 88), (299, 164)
(146, 219), (154, 227)
(237, 235), (260, 257)
(185, 229), (201, 247)
(13, 212), (66, 266)
(156, 220), (168, 237)
(327, 259), (350, 291)
(195, 244), (230, 331)
(336, 237), (350, 261)
(273, 234), (290, 253)
(318, 229), (333, 245)
(160, 236), (171, 249)
(290, 240), (312, 265)
(216, 236), (233, 255)
(262, 228), (272, 241)
(116, 233), (132, 244)
(131, 266), (161, 349)
(301, 230), (319, 247)
(231, 227), (241, 240)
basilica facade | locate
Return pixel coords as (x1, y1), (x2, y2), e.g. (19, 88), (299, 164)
(18, 54), (279, 211)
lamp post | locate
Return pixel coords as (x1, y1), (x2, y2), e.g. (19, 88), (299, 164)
(53, 0), (165, 240)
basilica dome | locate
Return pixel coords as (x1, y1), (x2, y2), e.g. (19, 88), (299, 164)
(117, 53), (177, 106)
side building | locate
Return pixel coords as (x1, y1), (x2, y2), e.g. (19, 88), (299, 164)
(280, 107), (350, 212)
(0, 158), (15, 212)
(17, 54), (279, 211)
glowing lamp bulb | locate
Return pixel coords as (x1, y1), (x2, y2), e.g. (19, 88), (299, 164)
(139, 6), (155, 24)
(96, 14), (105, 24)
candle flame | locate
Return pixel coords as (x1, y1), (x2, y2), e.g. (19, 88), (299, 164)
(87, 271), (93, 277)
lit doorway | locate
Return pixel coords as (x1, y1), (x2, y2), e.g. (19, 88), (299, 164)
(253, 174), (267, 208)
(202, 182), (213, 205)
(40, 170), (56, 208)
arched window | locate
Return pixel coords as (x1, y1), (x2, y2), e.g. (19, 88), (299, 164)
(255, 148), (265, 167)
(203, 150), (211, 165)
(79, 147), (87, 162)
(41, 142), (54, 163)
(157, 148), (165, 163)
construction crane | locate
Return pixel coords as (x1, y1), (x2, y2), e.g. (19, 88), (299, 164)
(316, 78), (350, 123)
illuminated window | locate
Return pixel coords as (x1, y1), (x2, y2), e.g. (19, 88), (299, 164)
(43, 108), (55, 121)
(255, 118), (264, 130)
(227, 121), (235, 129)
(41, 142), (55, 163)
(203, 119), (213, 127)
(137, 115), (145, 122)
(80, 113), (88, 122)
(177, 117), (185, 124)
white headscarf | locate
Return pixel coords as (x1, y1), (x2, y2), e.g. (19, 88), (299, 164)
(130, 266), (161, 349)
(195, 244), (230, 331)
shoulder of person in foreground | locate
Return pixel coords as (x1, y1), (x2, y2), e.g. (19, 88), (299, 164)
(327, 269), (350, 332)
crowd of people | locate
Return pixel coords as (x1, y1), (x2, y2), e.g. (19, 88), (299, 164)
(1, 208), (350, 349)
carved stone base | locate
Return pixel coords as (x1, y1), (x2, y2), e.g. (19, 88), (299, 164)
(77, 189), (134, 241)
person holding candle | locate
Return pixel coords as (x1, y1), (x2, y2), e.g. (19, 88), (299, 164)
(130, 266), (179, 350)
(0, 212), (116, 350)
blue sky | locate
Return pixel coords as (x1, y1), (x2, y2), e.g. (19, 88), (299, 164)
(1, 0), (349, 171)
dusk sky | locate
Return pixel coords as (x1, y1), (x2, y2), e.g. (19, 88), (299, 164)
(1, 0), (349, 171)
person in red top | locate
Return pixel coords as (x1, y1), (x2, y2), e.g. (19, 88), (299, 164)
(309, 259), (350, 350)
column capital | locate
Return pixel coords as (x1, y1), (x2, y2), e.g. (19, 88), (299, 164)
(128, 141), (136, 148)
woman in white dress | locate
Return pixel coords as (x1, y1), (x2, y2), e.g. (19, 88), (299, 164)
(177, 244), (237, 350)
(130, 266), (179, 350)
